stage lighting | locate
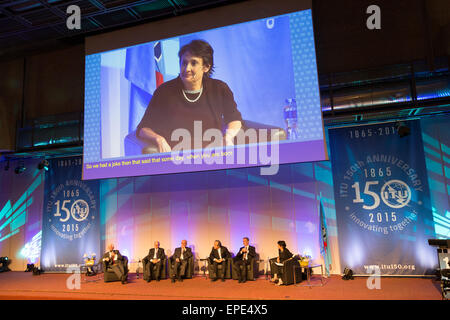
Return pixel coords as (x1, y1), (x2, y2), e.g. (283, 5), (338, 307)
(0, 256), (10, 272)
(396, 122), (410, 138)
(14, 165), (26, 174)
(342, 267), (354, 280)
(37, 159), (49, 171)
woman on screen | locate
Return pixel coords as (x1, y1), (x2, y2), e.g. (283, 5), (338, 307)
(136, 39), (243, 153)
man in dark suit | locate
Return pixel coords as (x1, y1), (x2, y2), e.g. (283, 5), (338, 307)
(233, 237), (256, 283)
(102, 244), (128, 284)
(143, 241), (165, 282)
(170, 239), (193, 283)
(209, 240), (231, 282)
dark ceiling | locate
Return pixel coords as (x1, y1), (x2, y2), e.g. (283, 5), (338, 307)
(1, 0), (449, 159)
(0, 0), (242, 58)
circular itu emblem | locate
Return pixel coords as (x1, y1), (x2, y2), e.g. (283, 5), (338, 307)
(380, 179), (411, 209)
(71, 199), (90, 222)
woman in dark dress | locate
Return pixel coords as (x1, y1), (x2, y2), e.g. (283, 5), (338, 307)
(270, 240), (293, 286)
(137, 39), (243, 153)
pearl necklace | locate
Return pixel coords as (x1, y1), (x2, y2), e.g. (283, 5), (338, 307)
(182, 86), (203, 103)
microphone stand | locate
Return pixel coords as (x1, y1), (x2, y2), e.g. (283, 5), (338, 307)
(136, 259), (142, 279)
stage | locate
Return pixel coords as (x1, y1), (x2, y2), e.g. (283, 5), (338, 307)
(0, 272), (442, 300)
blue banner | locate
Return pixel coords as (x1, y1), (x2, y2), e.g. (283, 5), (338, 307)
(41, 157), (100, 271)
(329, 120), (436, 275)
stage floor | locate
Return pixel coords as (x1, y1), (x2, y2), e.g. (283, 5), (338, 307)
(0, 272), (442, 300)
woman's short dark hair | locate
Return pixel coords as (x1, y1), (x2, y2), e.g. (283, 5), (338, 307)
(178, 39), (214, 77)
(277, 240), (286, 248)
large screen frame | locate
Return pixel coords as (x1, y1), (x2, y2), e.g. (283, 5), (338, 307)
(83, 0), (327, 180)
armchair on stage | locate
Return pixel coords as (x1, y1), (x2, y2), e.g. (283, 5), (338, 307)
(142, 255), (168, 280)
(168, 255), (195, 279)
(269, 255), (304, 285)
(102, 256), (129, 283)
(124, 120), (287, 156)
(231, 255), (260, 281)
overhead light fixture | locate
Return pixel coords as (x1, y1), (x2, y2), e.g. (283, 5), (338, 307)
(15, 164), (26, 174)
(37, 159), (49, 171)
(396, 121), (411, 138)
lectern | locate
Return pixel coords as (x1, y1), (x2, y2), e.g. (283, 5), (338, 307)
(428, 239), (450, 299)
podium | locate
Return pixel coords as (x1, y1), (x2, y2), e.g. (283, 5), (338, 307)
(428, 239), (450, 300)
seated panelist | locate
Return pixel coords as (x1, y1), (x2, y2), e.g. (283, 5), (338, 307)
(209, 240), (231, 282)
(171, 239), (193, 283)
(143, 241), (165, 282)
(102, 244), (128, 284)
(270, 240), (293, 286)
(233, 237), (256, 283)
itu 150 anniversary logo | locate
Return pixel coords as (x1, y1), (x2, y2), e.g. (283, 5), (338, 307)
(45, 180), (97, 241)
(338, 151), (424, 236)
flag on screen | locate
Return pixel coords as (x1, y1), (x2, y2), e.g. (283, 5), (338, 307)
(154, 41), (164, 88)
(124, 39), (179, 135)
(125, 43), (157, 133)
(319, 193), (332, 276)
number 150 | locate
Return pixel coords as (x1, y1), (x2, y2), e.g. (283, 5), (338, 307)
(352, 181), (380, 210)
